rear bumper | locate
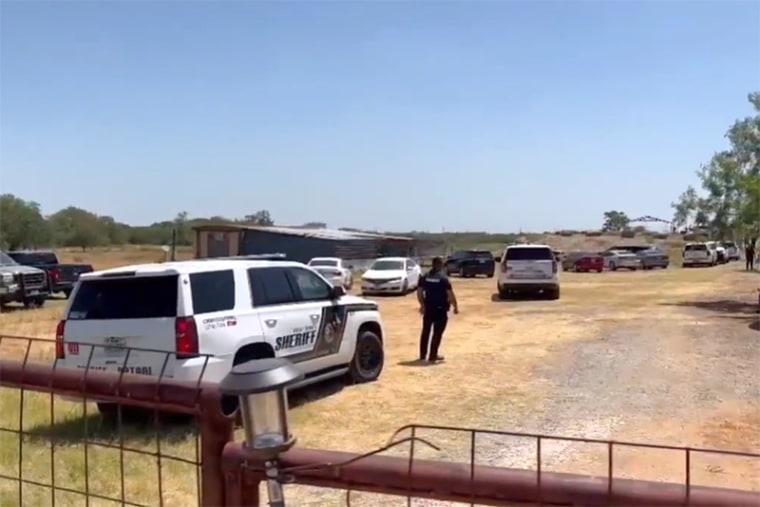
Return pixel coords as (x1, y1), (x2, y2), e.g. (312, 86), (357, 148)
(499, 282), (558, 292)
(51, 282), (75, 292)
(457, 264), (495, 275)
(683, 258), (711, 265)
(55, 355), (231, 404)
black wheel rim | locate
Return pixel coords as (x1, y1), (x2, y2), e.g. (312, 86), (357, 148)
(358, 340), (381, 375)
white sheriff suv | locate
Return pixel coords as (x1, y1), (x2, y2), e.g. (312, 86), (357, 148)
(54, 257), (385, 413)
(496, 244), (560, 300)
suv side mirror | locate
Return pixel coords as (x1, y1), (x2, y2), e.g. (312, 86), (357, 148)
(331, 285), (346, 298)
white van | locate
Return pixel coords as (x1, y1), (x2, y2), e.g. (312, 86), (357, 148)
(496, 244), (560, 300)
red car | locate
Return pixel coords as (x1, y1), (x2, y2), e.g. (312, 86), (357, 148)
(563, 252), (604, 273)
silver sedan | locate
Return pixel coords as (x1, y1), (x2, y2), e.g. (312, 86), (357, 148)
(602, 250), (642, 271)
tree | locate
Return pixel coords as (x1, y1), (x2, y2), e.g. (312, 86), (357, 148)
(672, 92), (760, 239)
(0, 194), (50, 249)
(602, 210), (630, 232)
(242, 210), (274, 226)
(174, 211), (191, 245)
(48, 207), (109, 250)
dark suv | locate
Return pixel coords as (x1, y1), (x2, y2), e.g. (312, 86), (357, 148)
(444, 250), (496, 278)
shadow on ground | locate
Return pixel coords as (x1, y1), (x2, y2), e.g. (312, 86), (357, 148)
(663, 298), (759, 332)
(23, 409), (198, 446)
(22, 381), (345, 445)
(663, 299), (759, 315)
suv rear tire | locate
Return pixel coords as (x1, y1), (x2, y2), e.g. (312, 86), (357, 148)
(547, 287), (560, 300)
(349, 330), (384, 384)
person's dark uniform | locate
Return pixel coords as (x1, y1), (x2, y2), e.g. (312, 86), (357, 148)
(417, 257), (458, 362)
(747, 242), (756, 271)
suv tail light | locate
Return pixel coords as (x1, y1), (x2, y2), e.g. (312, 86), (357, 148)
(55, 320), (66, 359)
(49, 268), (61, 283)
(175, 317), (199, 359)
(552, 260), (558, 274)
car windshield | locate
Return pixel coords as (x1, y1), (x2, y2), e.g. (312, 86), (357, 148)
(721, 242), (736, 248)
(314, 266), (339, 274)
(369, 260), (404, 270)
(309, 259), (338, 267)
(685, 244), (707, 251)
(0, 252), (18, 266)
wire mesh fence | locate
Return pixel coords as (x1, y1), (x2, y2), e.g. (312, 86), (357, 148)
(0, 335), (224, 507)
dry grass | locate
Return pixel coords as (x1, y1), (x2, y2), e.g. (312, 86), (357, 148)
(1, 247), (758, 506)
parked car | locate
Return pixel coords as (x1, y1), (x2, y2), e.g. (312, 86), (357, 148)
(601, 249), (642, 271)
(361, 257), (421, 296)
(0, 251), (49, 308)
(444, 250), (495, 278)
(607, 245), (669, 270)
(7, 250), (93, 298)
(562, 251), (604, 273)
(496, 244), (560, 299)
(705, 242), (728, 264)
(54, 257), (386, 416)
(682, 242), (717, 267)
(721, 241), (741, 261)
(307, 257), (354, 290)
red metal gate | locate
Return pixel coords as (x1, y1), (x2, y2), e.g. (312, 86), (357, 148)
(1, 336), (759, 506)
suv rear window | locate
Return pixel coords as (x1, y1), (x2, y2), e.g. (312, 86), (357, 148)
(684, 244), (707, 251)
(466, 251), (494, 260)
(68, 275), (178, 320)
(505, 247), (554, 261)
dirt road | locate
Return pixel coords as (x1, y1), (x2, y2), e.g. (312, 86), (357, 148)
(284, 264), (759, 505)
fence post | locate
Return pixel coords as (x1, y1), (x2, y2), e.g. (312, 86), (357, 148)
(222, 442), (262, 506)
(199, 388), (235, 507)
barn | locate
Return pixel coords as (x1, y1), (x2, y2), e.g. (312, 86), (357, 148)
(192, 224), (415, 264)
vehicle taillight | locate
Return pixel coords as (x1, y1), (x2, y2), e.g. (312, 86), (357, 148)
(175, 317), (199, 359)
(500, 259), (508, 273)
(55, 320), (66, 359)
(49, 269), (61, 283)
(552, 261), (558, 274)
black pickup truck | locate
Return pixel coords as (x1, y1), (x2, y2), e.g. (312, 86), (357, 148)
(7, 250), (94, 298)
(444, 249), (496, 277)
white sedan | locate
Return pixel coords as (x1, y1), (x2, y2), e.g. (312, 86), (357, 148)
(361, 257), (421, 296)
(307, 257), (354, 290)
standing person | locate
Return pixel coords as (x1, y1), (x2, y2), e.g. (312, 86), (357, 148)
(746, 239), (756, 271)
(416, 257), (458, 363)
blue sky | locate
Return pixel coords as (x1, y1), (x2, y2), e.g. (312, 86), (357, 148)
(1, 1), (758, 232)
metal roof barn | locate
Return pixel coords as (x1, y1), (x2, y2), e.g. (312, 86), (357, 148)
(192, 224), (414, 264)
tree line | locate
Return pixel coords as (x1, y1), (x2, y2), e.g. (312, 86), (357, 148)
(671, 91), (760, 241)
(0, 198), (278, 250)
